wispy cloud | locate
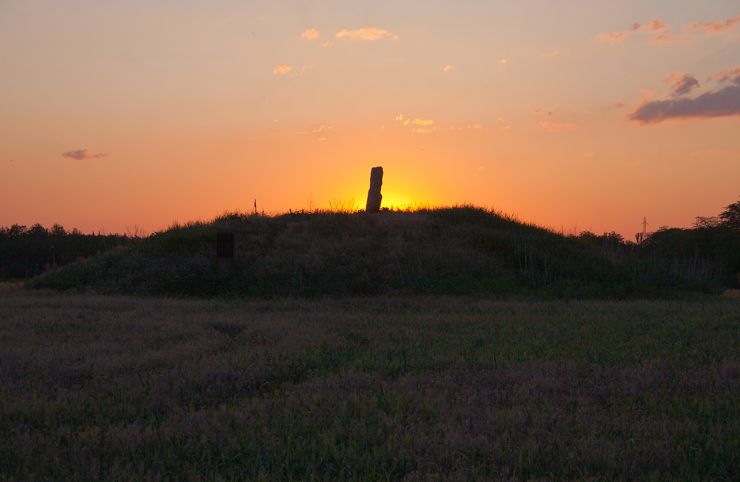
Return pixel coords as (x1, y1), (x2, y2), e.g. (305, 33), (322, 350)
(395, 114), (432, 126)
(598, 19), (675, 45)
(629, 69), (740, 124)
(601, 16), (738, 45)
(335, 28), (398, 41)
(395, 114), (436, 133)
(648, 32), (692, 45)
(301, 28), (319, 40)
(597, 31), (629, 45)
(272, 64), (293, 75)
(711, 66), (740, 82)
(641, 19), (667, 32)
(62, 149), (107, 160)
(443, 64), (454, 73)
(690, 15), (740, 33)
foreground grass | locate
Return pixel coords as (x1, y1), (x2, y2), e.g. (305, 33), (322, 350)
(0, 289), (738, 480)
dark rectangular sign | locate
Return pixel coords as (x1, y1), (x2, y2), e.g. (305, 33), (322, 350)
(216, 231), (235, 258)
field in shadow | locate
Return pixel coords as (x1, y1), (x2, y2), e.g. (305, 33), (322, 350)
(1, 288), (737, 480)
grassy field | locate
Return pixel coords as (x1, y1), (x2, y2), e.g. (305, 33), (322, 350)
(1, 287), (738, 480)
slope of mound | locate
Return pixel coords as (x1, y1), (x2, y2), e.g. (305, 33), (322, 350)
(31, 207), (698, 298)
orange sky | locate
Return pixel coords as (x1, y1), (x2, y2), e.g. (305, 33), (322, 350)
(1, 1), (739, 238)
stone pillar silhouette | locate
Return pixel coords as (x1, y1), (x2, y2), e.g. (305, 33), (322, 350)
(365, 166), (383, 212)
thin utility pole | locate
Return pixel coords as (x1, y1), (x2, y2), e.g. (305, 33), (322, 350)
(636, 216), (649, 244)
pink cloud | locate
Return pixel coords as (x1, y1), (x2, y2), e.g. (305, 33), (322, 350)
(598, 19), (667, 43)
(62, 149), (107, 160)
(598, 31), (629, 45)
(640, 19), (667, 32)
(711, 66), (740, 83)
(690, 15), (740, 33)
(335, 28), (398, 41)
(648, 33), (693, 45)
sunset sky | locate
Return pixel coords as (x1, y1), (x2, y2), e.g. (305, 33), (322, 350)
(1, 1), (739, 238)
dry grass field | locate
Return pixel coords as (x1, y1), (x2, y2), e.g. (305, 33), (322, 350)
(1, 287), (738, 480)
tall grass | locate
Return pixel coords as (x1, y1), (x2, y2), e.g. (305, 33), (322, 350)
(0, 289), (737, 479)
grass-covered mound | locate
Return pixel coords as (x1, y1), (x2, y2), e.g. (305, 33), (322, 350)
(31, 207), (709, 297)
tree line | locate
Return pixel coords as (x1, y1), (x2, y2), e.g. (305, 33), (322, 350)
(576, 200), (739, 288)
(0, 224), (134, 280)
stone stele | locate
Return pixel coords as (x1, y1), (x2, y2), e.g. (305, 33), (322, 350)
(365, 166), (383, 212)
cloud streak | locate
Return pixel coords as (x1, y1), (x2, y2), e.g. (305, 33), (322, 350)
(629, 71), (740, 124)
(598, 19), (666, 43)
(598, 19), (691, 45)
(395, 114), (436, 133)
(690, 15), (740, 33)
(335, 28), (398, 41)
(648, 32), (692, 45)
(62, 149), (107, 160)
(601, 16), (738, 45)
(597, 31), (630, 44)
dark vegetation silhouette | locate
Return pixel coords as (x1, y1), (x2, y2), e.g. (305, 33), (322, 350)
(577, 199), (739, 289)
(0, 224), (133, 280)
(25, 199), (739, 298)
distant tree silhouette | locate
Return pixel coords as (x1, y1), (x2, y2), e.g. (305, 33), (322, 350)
(51, 224), (67, 236)
(644, 197), (740, 288)
(0, 223), (132, 280)
(28, 224), (48, 236)
(6, 225), (27, 237)
(718, 200), (739, 230)
(694, 216), (720, 229)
